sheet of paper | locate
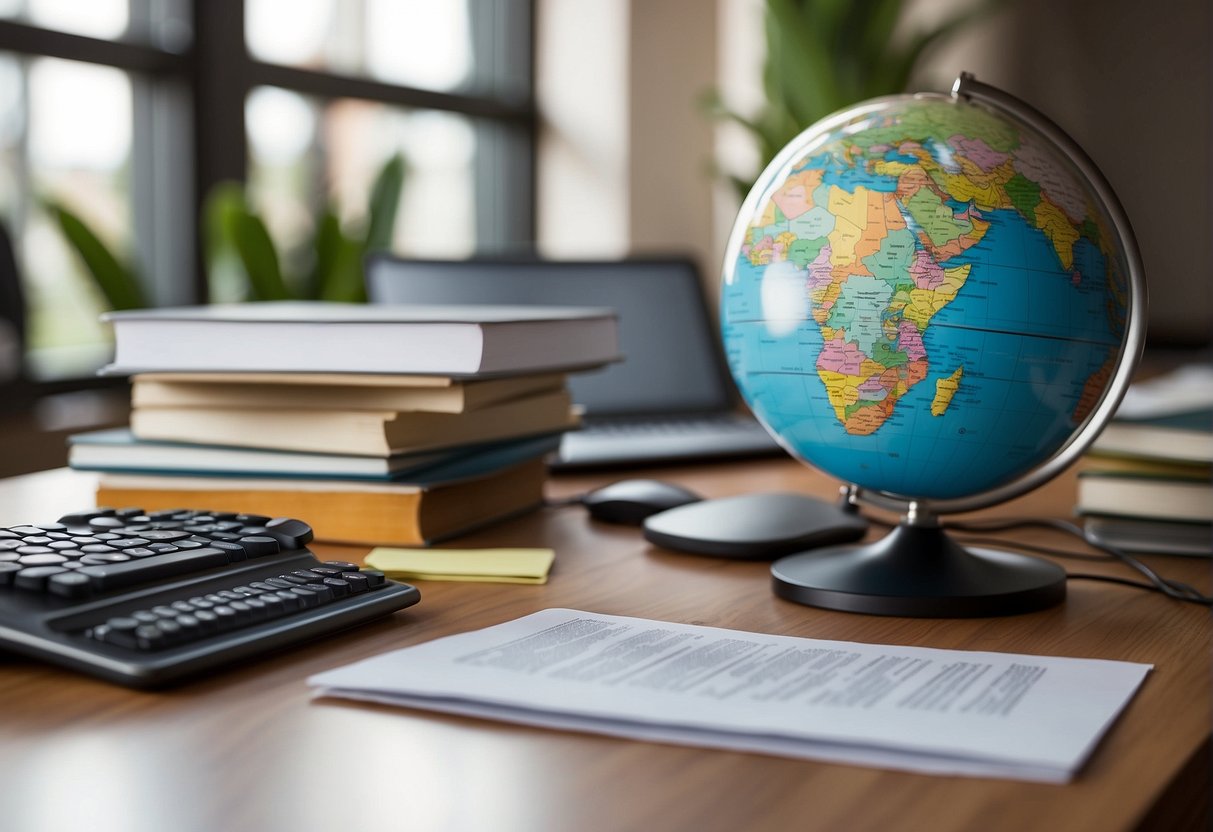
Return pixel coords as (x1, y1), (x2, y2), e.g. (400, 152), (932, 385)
(308, 609), (1151, 783)
(365, 547), (555, 584)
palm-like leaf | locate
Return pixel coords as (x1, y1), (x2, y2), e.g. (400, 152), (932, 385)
(47, 201), (146, 310)
(706, 0), (999, 197)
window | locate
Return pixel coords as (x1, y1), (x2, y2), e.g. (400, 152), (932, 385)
(0, 0), (535, 382)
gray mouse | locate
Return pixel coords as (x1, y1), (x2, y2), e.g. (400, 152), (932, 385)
(581, 479), (703, 525)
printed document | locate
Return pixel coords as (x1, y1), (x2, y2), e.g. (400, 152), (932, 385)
(308, 609), (1151, 782)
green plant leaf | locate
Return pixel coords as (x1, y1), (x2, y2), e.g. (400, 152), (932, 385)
(46, 201), (146, 310)
(365, 153), (405, 252)
(313, 208), (366, 303)
(201, 182), (246, 268)
(227, 209), (292, 301)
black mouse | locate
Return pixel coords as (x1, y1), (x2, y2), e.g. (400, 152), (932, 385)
(581, 479), (703, 525)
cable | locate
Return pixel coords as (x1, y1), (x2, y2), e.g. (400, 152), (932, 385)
(945, 516), (1213, 607)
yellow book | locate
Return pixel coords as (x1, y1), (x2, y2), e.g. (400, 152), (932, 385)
(130, 371), (566, 413)
(131, 389), (578, 456)
(95, 459), (548, 545)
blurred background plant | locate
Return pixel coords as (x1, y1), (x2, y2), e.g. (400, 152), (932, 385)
(703, 0), (999, 198)
(48, 152), (405, 309)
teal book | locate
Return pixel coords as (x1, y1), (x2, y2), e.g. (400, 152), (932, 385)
(69, 428), (561, 484)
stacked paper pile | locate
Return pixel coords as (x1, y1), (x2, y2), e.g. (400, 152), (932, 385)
(70, 302), (619, 545)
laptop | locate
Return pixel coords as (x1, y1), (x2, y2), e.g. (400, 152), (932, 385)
(364, 255), (783, 469)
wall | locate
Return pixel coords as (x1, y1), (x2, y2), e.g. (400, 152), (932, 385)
(537, 0), (1212, 344)
(916, 0), (1212, 345)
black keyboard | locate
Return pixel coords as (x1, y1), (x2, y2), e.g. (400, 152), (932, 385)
(0, 507), (420, 687)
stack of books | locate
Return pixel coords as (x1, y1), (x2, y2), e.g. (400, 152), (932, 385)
(1079, 366), (1212, 557)
(71, 302), (619, 545)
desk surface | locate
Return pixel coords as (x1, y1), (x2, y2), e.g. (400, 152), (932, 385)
(0, 461), (1209, 832)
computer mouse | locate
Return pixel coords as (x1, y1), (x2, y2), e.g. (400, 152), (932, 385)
(581, 479), (703, 525)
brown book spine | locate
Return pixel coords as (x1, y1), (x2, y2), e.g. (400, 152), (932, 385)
(96, 460), (547, 545)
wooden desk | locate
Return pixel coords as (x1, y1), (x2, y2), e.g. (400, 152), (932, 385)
(0, 462), (1208, 832)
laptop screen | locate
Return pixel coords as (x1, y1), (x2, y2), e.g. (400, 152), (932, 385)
(365, 256), (733, 417)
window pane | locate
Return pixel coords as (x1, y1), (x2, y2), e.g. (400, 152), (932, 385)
(24, 58), (132, 379)
(26, 0), (128, 39)
(0, 53), (23, 220)
(246, 0), (497, 95)
(242, 86), (476, 296)
(326, 101), (476, 257)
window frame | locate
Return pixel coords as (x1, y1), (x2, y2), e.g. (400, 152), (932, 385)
(0, 0), (537, 393)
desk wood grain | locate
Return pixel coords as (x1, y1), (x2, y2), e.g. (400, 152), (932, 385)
(0, 463), (1208, 832)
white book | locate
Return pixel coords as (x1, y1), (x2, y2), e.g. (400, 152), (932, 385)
(102, 301), (620, 376)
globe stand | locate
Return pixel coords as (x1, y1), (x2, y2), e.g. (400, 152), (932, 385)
(771, 511), (1066, 617)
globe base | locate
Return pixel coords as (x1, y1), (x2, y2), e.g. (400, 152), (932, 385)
(771, 523), (1066, 617)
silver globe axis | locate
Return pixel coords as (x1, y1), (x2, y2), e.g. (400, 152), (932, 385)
(771, 72), (1147, 618)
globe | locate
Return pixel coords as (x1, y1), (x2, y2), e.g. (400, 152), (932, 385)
(721, 73), (1145, 616)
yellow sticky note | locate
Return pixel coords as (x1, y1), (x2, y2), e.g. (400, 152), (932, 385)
(366, 547), (555, 585)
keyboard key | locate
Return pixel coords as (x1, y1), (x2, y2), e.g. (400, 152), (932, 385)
(16, 546), (55, 556)
(88, 517), (126, 530)
(322, 577), (352, 597)
(302, 582), (335, 603)
(238, 536), (280, 557)
(80, 553), (132, 565)
(14, 566), (68, 591)
(323, 561), (361, 573)
(155, 618), (183, 643)
(139, 530), (192, 542)
(286, 586), (319, 607)
(270, 590), (304, 612)
(210, 541), (246, 562)
(10, 526), (46, 536)
(132, 611), (160, 624)
(77, 547), (230, 592)
(265, 517), (314, 549)
(17, 553), (67, 567)
(341, 572), (370, 593)
(101, 617), (141, 648)
(0, 562), (21, 586)
(135, 624), (166, 650)
(361, 570), (386, 588)
(48, 572), (91, 598)
(192, 609), (220, 633)
(80, 544), (119, 554)
(174, 614), (203, 639)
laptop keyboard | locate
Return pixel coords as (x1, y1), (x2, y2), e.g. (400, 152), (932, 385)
(0, 507), (419, 687)
(581, 413), (769, 436)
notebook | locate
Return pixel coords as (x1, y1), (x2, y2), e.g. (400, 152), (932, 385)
(364, 255), (783, 469)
